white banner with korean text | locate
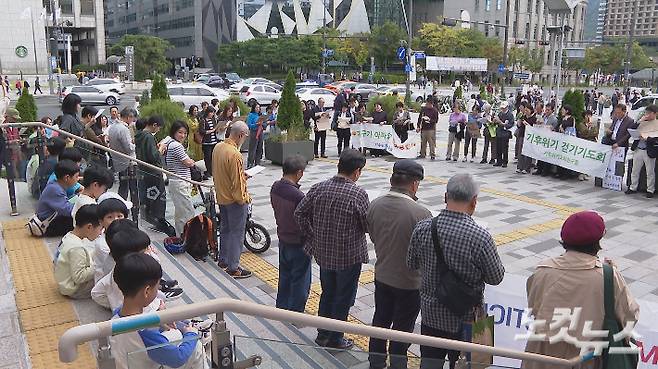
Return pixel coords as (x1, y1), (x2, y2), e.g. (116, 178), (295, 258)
(350, 123), (420, 159)
(522, 125), (612, 177)
(485, 273), (658, 368)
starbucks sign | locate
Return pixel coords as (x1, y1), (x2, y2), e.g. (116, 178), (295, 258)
(15, 46), (28, 58)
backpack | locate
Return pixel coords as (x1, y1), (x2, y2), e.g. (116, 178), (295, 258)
(181, 214), (217, 261)
(26, 212), (57, 237)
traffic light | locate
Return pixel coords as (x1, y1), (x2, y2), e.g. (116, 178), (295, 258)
(515, 40), (525, 45)
(539, 40), (550, 46)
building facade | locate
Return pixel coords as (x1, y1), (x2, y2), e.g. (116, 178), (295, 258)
(104, 0), (235, 71)
(602, 0), (657, 45)
(0, 0), (49, 76)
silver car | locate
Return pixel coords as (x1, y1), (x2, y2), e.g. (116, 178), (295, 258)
(64, 85), (121, 106)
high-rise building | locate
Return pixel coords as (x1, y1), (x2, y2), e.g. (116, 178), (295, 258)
(602, 0), (657, 46)
(104, 0), (235, 71)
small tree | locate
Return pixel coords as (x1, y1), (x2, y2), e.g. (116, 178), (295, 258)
(219, 96), (249, 117)
(140, 99), (187, 141)
(140, 89), (151, 106)
(561, 89), (586, 126)
(151, 74), (169, 100)
(275, 71), (306, 141)
(15, 88), (37, 122)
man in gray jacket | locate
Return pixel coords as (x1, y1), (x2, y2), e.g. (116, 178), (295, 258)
(367, 159), (432, 369)
(108, 107), (139, 221)
(493, 101), (515, 168)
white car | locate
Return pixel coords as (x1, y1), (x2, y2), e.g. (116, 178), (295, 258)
(62, 85), (121, 106)
(239, 84), (282, 106)
(629, 94), (658, 120)
(296, 88), (337, 108)
(167, 84), (230, 109)
(85, 78), (126, 95)
(229, 77), (273, 94)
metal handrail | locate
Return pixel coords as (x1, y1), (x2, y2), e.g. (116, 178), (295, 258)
(0, 122), (214, 188)
(58, 298), (592, 367)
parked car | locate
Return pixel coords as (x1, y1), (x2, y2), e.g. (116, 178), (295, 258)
(386, 86), (428, 103)
(325, 80), (358, 93)
(218, 72), (241, 85)
(85, 78), (126, 95)
(62, 85), (121, 106)
(239, 84), (282, 106)
(206, 75), (231, 89)
(229, 77), (273, 93)
(296, 88), (337, 108)
(629, 94), (658, 120)
(194, 74), (211, 84)
(168, 84), (230, 109)
(368, 86), (394, 100)
(350, 83), (379, 102)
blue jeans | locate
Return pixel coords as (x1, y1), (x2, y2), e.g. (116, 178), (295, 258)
(275, 242), (311, 312)
(219, 203), (249, 271)
(317, 263), (362, 343)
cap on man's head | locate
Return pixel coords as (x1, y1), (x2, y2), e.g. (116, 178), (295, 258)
(5, 107), (21, 120)
(393, 159), (424, 180)
(500, 101), (509, 109)
(560, 211), (606, 246)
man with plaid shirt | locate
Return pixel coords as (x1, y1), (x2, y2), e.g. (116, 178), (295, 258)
(408, 173), (505, 369)
(295, 149), (369, 350)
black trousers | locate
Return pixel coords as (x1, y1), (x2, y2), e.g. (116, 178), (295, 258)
(34, 85), (42, 94)
(314, 130), (326, 156)
(140, 169), (166, 221)
(336, 128), (350, 154)
(45, 216), (73, 237)
(495, 136), (510, 165)
(420, 324), (462, 369)
(118, 166), (140, 222)
(394, 125), (409, 143)
(202, 144), (214, 176)
(368, 281), (420, 369)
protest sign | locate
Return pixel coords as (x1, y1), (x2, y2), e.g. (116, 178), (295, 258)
(350, 123), (420, 159)
(522, 125), (612, 177)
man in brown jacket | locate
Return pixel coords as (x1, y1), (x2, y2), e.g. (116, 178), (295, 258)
(523, 211), (639, 369)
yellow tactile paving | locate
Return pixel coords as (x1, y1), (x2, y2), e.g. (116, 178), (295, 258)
(2, 220), (96, 369)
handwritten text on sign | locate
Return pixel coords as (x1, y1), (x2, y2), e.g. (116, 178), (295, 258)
(522, 125), (612, 177)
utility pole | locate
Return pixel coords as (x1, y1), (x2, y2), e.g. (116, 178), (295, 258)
(29, 8), (40, 75)
(405, 0), (413, 105)
(322, 0), (327, 74)
(501, 0), (511, 96)
(624, 0), (639, 89)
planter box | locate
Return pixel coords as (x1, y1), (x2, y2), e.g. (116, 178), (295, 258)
(265, 140), (315, 165)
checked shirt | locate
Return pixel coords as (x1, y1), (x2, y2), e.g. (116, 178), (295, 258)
(295, 175), (370, 270)
(407, 209), (505, 332)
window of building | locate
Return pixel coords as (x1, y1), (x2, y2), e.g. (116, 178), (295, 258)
(515, 0), (520, 11)
(525, 22), (530, 39)
(536, 0), (541, 13)
(126, 13), (137, 23)
(496, 0), (502, 10)
(176, 0), (194, 11)
(495, 20), (501, 36)
(81, 0), (94, 15)
(527, 0), (533, 13)
(486, 0), (491, 11)
(513, 20), (518, 37)
(158, 16), (195, 31)
(60, 0), (73, 14)
(167, 36), (194, 47)
(106, 19), (114, 27)
(475, 0), (480, 11)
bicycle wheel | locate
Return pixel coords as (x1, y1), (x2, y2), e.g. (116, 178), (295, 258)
(244, 223), (271, 253)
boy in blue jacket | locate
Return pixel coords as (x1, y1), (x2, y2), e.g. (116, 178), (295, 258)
(36, 160), (80, 236)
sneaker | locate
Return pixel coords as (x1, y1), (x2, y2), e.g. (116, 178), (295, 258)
(502, 164), (508, 168)
(191, 318), (214, 332)
(625, 189), (637, 195)
(578, 174), (586, 181)
(227, 267), (252, 279)
(480, 159), (487, 164)
(314, 336), (329, 347)
(647, 192), (655, 198)
(321, 155), (328, 158)
(430, 156), (435, 160)
(515, 169), (522, 173)
(488, 159), (496, 164)
(469, 158), (474, 163)
(160, 279), (179, 289)
(218, 261), (228, 269)
(521, 170), (529, 174)
(445, 156), (451, 161)
(325, 338), (354, 350)
(452, 158), (458, 161)
(314, 154), (319, 158)
(462, 157), (468, 162)
(163, 287), (183, 301)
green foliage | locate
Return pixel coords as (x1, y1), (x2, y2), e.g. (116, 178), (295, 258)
(108, 35), (173, 80)
(453, 86), (463, 100)
(508, 47), (544, 73)
(336, 34), (370, 69)
(366, 95), (399, 122)
(217, 36), (323, 74)
(140, 90), (151, 106)
(584, 42), (654, 74)
(150, 75), (169, 101)
(275, 72), (306, 142)
(562, 89), (586, 126)
(363, 72), (407, 84)
(369, 21), (406, 71)
(15, 88), (37, 122)
(139, 99), (187, 142)
(417, 24), (503, 70)
(219, 96), (249, 118)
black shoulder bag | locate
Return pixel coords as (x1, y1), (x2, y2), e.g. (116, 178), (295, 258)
(431, 216), (482, 316)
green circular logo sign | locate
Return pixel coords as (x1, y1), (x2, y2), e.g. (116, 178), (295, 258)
(15, 46), (28, 58)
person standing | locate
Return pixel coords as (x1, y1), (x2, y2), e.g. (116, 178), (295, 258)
(533, 103), (559, 176)
(199, 106), (220, 179)
(370, 102), (389, 157)
(312, 98), (329, 158)
(516, 102), (537, 174)
(270, 155), (310, 312)
(34, 76), (43, 94)
(603, 103), (634, 150)
(626, 104), (658, 198)
(408, 174), (505, 369)
(392, 102), (412, 143)
(480, 104), (497, 164)
(367, 160), (431, 369)
(246, 104), (265, 168)
(186, 105), (203, 161)
(212, 121), (253, 279)
(108, 106), (121, 126)
(493, 101), (515, 168)
(446, 102), (467, 161)
(334, 105), (354, 155)
(108, 107), (139, 221)
(463, 104), (482, 163)
(576, 110), (599, 181)
(295, 149), (369, 350)
(522, 211), (639, 369)
(416, 98), (439, 160)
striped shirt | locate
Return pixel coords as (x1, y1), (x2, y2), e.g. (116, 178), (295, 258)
(164, 139), (191, 180)
(202, 118), (219, 145)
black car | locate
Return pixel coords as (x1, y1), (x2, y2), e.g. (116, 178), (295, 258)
(206, 76), (230, 89)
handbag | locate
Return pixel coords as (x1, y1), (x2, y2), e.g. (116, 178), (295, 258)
(602, 263), (638, 369)
(463, 306), (494, 369)
(26, 212), (57, 237)
(194, 126), (203, 145)
(431, 216), (481, 316)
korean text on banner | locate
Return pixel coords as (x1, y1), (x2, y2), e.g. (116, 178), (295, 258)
(350, 123), (420, 159)
(522, 125), (612, 177)
(602, 147), (626, 191)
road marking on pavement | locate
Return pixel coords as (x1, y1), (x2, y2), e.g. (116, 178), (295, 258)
(2, 219), (96, 369)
